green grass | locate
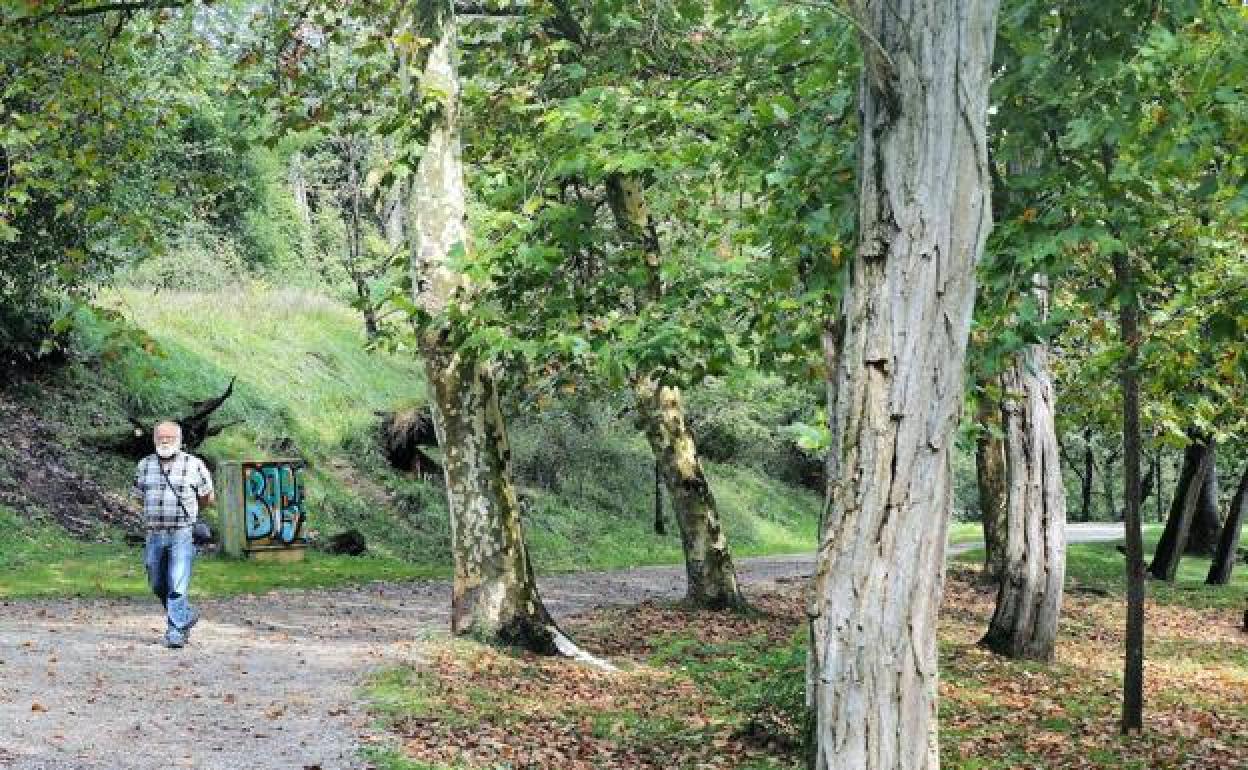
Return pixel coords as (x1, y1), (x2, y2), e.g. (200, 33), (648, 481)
(362, 750), (458, 770)
(75, 287), (455, 566)
(1067, 524), (1248, 610)
(2, 286), (826, 598)
(94, 287), (427, 452)
(524, 460), (820, 572)
(0, 506), (437, 599)
(953, 522), (1248, 609)
(948, 521), (983, 546)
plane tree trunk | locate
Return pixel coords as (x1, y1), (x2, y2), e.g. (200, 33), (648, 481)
(807, 1), (999, 766)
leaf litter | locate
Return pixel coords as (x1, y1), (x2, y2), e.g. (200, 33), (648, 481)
(374, 567), (1248, 769)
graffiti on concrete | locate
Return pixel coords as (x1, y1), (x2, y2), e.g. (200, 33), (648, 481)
(243, 462), (306, 545)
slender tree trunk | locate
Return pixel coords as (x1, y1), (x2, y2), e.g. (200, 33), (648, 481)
(345, 145), (379, 340)
(1148, 441), (1213, 581)
(290, 151), (313, 227)
(1081, 426), (1095, 522)
(1187, 442), (1221, 556)
(1207, 463), (1248, 585)
(653, 456), (666, 535)
(1153, 449), (1165, 522)
(605, 172), (744, 609)
(808, 2), (998, 767)
(406, 5), (570, 654)
(1140, 464), (1156, 510)
(636, 379), (743, 608)
(975, 383), (1008, 580)
(1113, 249), (1145, 734)
(979, 280), (1066, 661)
(1102, 448), (1119, 519)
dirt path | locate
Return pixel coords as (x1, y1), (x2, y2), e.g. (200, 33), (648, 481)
(0, 556), (817, 770)
(0, 524), (1124, 770)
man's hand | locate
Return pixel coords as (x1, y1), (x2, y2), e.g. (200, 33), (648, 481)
(198, 492), (216, 509)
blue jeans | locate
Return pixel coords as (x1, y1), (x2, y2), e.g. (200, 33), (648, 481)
(144, 528), (196, 636)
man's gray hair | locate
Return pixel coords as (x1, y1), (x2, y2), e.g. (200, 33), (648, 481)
(153, 421), (182, 440)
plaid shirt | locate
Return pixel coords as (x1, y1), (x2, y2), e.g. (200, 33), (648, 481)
(132, 451), (214, 532)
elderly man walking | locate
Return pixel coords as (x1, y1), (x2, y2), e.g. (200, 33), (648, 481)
(132, 421), (215, 648)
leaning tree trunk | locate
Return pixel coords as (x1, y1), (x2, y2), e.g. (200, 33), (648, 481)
(1148, 440), (1213, 582)
(636, 379), (744, 609)
(1186, 442), (1222, 556)
(1206, 463), (1248, 585)
(975, 382), (1008, 580)
(979, 281), (1066, 661)
(807, 1), (998, 767)
(605, 172), (744, 609)
(406, 4), (568, 654)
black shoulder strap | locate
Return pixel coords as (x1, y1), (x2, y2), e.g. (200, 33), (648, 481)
(158, 455), (195, 522)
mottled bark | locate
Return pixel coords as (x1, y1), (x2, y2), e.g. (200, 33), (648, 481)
(1114, 249), (1144, 734)
(605, 174), (662, 304)
(1206, 463), (1248, 585)
(424, 351), (558, 646)
(605, 172), (744, 608)
(979, 282), (1066, 661)
(637, 379), (744, 609)
(808, 0), (998, 767)
(1148, 441), (1213, 582)
(406, 6), (572, 656)
(1187, 443), (1221, 556)
(975, 383), (1008, 580)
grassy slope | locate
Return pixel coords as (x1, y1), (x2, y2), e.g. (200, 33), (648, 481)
(0, 286), (824, 598)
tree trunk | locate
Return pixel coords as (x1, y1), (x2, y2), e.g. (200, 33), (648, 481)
(1081, 426), (1095, 522)
(1148, 441), (1213, 582)
(1113, 249), (1145, 734)
(1206, 463), (1248, 586)
(605, 172), (744, 608)
(1140, 464), (1156, 510)
(1153, 449), (1165, 522)
(653, 456), (666, 535)
(975, 383), (1008, 580)
(636, 379), (744, 609)
(406, 4), (570, 655)
(808, 1), (998, 767)
(1102, 448), (1119, 519)
(1186, 442), (1221, 556)
(979, 281), (1066, 661)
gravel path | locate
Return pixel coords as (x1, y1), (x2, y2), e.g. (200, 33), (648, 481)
(0, 524), (1123, 770)
(0, 556), (816, 770)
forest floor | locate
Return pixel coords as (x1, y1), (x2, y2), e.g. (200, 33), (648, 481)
(0, 526), (1164, 770)
(369, 561), (1248, 770)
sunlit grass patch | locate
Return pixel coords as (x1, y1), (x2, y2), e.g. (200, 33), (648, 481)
(0, 506), (439, 598)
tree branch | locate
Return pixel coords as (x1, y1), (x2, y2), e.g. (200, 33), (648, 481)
(22, 0), (189, 23)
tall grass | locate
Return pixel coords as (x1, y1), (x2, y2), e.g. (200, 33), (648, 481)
(90, 286), (425, 452)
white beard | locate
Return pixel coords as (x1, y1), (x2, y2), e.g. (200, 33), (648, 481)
(156, 445), (180, 459)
